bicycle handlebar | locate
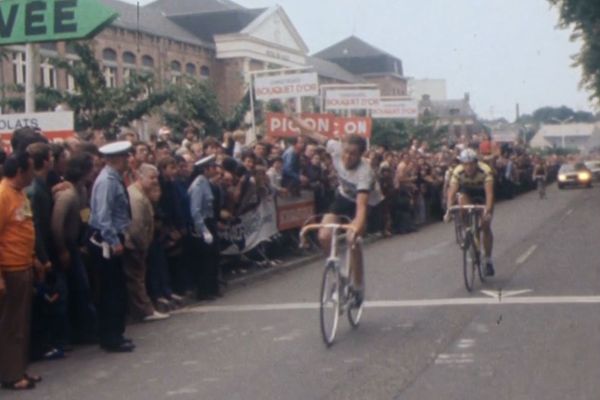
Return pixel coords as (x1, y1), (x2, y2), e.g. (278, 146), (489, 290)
(299, 223), (358, 248)
(447, 205), (487, 213)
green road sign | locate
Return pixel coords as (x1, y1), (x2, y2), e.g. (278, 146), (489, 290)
(0, 0), (118, 45)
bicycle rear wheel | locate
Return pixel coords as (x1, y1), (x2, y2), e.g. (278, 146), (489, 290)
(320, 261), (340, 347)
(462, 233), (476, 292)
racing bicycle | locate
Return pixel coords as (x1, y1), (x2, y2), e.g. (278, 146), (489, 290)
(447, 205), (487, 292)
(300, 221), (364, 347)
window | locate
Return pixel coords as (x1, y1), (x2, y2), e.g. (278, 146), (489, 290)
(40, 42), (58, 52)
(200, 65), (210, 78)
(185, 63), (196, 76)
(142, 55), (154, 68)
(123, 51), (136, 65)
(12, 52), (26, 85)
(102, 48), (117, 62)
(170, 60), (182, 84)
(122, 52), (137, 82)
(103, 66), (118, 88)
(66, 43), (78, 55)
(40, 58), (57, 88)
(66, 61), (78, 93)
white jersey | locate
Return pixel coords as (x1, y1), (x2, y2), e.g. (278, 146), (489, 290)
(326, 140), (383, 206)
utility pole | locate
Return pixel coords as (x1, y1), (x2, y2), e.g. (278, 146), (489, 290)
(25, 43), (37, 113)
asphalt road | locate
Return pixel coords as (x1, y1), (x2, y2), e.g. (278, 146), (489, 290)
(6, 183), (600, 400)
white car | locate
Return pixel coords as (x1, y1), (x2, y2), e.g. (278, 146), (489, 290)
(584, 160), (600, 182)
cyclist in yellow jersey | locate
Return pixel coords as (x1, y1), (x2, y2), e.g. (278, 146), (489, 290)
(445, 148), (496, 276)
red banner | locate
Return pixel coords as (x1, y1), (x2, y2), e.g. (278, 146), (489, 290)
(275, 191), (315, 231)
(266, 113), (372, 139)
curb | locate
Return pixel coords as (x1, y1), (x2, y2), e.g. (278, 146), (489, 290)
(224, 234), (385, 293)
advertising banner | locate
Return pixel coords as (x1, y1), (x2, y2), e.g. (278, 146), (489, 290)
(275, 191), (315, 231)
(266, 113), (372, 139)
(254, 72), (319, 101)
(372, 99), (419, 119)
(219, 195), (279, 255)
(0, 111), (75, 150)
(324, 89), (381, 110)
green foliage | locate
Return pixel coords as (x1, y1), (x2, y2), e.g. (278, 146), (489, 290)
(549, 0), (600, 102)
(162, 78), (224, 137)
(371, 119), (411, 149)
(224, 90), (251, 131)
(518, 105), (596, 124)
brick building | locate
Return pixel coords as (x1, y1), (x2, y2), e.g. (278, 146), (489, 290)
(0, 0), (408, 128)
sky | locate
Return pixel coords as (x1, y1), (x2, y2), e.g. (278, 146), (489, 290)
(129, 0), (594, 121)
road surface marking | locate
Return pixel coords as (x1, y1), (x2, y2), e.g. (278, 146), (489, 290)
(435, 353), (474, 365)
(481, 289), (533, 300)
(181, 295), (600, 314)
(457, 339), (475, 349)
(516, 245), (538, 265)
(566, 209), (574, 216)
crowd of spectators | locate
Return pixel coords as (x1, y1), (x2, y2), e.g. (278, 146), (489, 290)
(0, 123), (564, 389)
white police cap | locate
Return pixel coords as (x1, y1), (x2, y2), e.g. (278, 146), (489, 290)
(99, 141), (132, 156)
(194, 154), (216, 167)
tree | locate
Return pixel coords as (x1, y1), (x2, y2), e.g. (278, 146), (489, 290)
(161, 78), (224, 137)
(52, 43), (172, 132)
(371, 120), (411, 150)
(549, 0), (600, 103)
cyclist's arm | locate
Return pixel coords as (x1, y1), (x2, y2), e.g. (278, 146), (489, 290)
(446, 182), (458, 208)
(352, 192), (369, 236)
(290, 115), (329, 145)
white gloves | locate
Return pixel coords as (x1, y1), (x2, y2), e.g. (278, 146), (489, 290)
(203, 230), (214, 245)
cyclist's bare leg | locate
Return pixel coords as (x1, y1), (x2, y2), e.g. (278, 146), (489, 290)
(482, 218), (493, 259)
(348, 233), (364, 290)
(318, 214), (338, 256)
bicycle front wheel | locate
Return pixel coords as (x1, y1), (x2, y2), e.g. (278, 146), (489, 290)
(454, 214), (466, 248)
(347, 292), (364, 329)
(320, 261), (340, 347)
(462, 233), (476, 292)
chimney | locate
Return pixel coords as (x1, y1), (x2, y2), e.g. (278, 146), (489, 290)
(464, 92), (470, 102)
(516, 103), (520, 121)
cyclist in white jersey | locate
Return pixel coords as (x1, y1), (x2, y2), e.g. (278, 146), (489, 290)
(291, 115), (382, 305)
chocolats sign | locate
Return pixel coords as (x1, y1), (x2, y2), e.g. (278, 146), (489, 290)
(0, 111), (74, 140)
(0, 0), (117, 45)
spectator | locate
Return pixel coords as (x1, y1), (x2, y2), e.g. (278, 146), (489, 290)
(0, 151), (41, 390)
(51, 152), (97, 345)
(124, 164), (169, 322)
(282, 136), (306, 191)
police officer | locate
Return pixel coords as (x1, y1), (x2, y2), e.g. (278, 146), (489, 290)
(88, 141), (134, 352)
(188, 155), (220, 300)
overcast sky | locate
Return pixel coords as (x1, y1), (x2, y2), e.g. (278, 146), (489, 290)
(131, 0), (593, 120)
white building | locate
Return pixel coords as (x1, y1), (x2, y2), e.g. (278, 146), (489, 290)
(530, 123), (600, 154)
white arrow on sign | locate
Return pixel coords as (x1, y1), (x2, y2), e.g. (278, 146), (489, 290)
(481, 289), (533, 300)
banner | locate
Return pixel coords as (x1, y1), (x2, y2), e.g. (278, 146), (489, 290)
(0, 111), (75, 140)
(254, 72), (319, 101)
(219, 195), (279, 255)
(266, 113), (372, 139)
(372, 99), (419, 119)
(325, 89), (381, 110)
(276, 191), (315, 231)
(266, 113), (333, 139)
